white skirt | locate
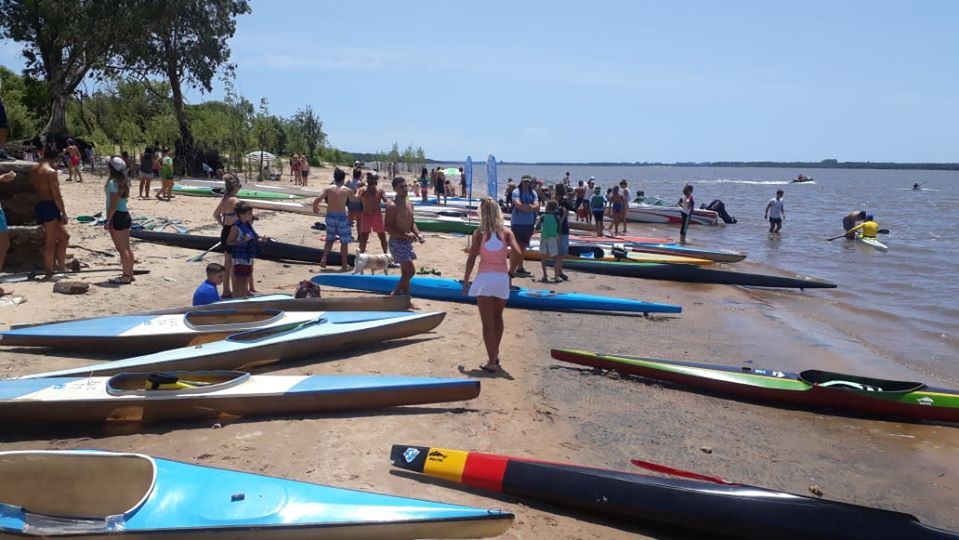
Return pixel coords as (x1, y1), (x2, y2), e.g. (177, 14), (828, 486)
(468, 272), (511, 300)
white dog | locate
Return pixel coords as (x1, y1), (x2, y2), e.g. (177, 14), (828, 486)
(353, 252), (394, 275)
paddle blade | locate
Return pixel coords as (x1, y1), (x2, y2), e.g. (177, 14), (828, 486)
(877, 229), (890, 234)
(631, 459), (740, 486)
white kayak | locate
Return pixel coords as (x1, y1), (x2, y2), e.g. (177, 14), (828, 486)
(857, 234), (888, 252)
(0, 371), (480, 424)
(21, 311), (446, 378)
(625, 204), (719, 226)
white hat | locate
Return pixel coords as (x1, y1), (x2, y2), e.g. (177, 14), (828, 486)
(110, 156), (127, 173)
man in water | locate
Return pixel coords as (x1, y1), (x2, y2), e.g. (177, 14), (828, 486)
(764, 189), (785, 233)
(357, 172), (389, 254)
(842, 210), (867, 240)
(385, 176), (424, 296)
(315, 167), (355, 271)
(846, 214), (879, 238)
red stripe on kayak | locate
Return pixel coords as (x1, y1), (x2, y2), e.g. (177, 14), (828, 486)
(462, 452), (509, 492)
(630, 459), (740, 486)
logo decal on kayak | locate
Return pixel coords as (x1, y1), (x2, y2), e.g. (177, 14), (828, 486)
(403, 448), (420, 463)
(917, 397), (934, 406)
(428, 450), (448, 462)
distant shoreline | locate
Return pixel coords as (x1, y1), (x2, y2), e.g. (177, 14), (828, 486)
(426, 160), (959, 171)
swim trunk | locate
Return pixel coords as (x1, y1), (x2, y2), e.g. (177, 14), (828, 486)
(558, 234), (569, 256)
(612, 203), (624, 213)
(35, 200), (62, 223)
(0, 208), (7, 232)
(435, 183), (446, 195)
(110, 211), (132, 231)
(592, 210), (605, 223)
(539, 236), (559, 257)
(301, 171), (309, 179)
(325, 211), (352, 244)
(511, 224), (534, 247)
(769, 218), (782, 227)
(233, 263), (253, 277)
(220, 225), (232, 247)
(389, 238), (417, 263)
(360, 212), (385, 234)
(70, 156), (80, 167)
(680, 212), (692, 236)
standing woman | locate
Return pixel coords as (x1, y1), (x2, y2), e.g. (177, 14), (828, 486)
(299, 155), (310, 186)
(104, 157), (135, 284)
(138, 147), (153, 198)
(289, 154), (299, 183)
(418, 167), (430, 203)
(679, 184), (694, 245)
(213, 174), (241, 298)
(31, 142), (69, 279)
(462, 197), (522, 373)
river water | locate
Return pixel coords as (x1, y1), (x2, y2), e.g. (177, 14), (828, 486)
(448, 163), (959, 382)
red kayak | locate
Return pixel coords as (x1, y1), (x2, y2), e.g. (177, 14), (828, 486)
(571, 234), (672, 244)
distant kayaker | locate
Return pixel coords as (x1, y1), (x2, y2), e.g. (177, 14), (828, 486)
(912, 182), (921, 191)
(678, 184), (694, 245)
(192, 263), (225, 306)
(462, 197), (522, 374)
(845, 214), (879, 239)
(842, 210), (867, 240)
(764, 190), (785, 233)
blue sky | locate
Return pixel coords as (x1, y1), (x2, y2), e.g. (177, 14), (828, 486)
(2, 0), (957, 162)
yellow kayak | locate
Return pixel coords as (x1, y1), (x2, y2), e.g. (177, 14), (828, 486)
(525, 244), (713, 265)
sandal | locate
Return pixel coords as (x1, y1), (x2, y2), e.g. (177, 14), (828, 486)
(109, 275), (133, 285)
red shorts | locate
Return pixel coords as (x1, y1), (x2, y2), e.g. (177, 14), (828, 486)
(70, 156), (81, 167)
(233, 264), (253, 277)
(360, 212), (385, 234)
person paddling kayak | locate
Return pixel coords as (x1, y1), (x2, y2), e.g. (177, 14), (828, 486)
(846, 214), (879, 238)
(912, 182), (922, 191)
(842, 210), (867, 239)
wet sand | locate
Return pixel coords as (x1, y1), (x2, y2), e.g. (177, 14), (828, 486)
(1, 166), (957, 538)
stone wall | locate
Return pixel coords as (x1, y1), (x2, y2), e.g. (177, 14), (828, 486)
(1, 161), (44, 268)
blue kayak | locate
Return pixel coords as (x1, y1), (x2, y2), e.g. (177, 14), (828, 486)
(312, 275), (682, 314)
(0, 450), (513, 538)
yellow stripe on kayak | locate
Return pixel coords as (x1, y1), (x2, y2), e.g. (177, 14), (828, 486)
(421, 447), (469, 483)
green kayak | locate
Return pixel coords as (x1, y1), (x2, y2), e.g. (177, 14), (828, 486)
(415, 218), (478, 234)
(172, 185), (305, 200)
(551, 349), (959, 423)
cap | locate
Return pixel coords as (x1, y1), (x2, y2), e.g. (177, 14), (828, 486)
(589, 176), (595, 181)
(110, 156), (127, 173)
(865, 214), (874, 221)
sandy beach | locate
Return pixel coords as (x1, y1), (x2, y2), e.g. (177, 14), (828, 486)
(1, 165), (957, 539)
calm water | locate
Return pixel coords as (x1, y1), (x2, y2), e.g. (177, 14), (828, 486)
(451, 163), (959, 381)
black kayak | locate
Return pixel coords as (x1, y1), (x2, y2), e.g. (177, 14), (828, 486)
(390, 445), (958, 540)
(556, 258), (836, 289)
(130, 230), (354, 266)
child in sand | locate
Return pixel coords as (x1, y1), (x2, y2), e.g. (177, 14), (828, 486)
(226, 202), (267, 298)
(193, 263), (225, 306)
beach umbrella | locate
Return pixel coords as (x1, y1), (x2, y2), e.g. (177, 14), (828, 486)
(442, 167), (461, 177)
(246, 150), (277, 162)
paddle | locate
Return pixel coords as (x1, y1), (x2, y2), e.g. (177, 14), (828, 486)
(69, 245), (115, 257)
(826, 229), (889, 242)
(188, 241), (221, 262)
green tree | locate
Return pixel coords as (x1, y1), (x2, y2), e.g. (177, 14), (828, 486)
(0, 0), (131, 135)
(115, 0), (251, 172)
(291, 104), (326, 160)
(0, 66), (41, 138)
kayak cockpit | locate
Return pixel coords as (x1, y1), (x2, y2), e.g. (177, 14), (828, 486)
(107, 371), (250, 396)
(0, 451), (155, 526)
(183, 309), (284, 331)
(800, 370), (925, 393)
(227, 316), (326, 343)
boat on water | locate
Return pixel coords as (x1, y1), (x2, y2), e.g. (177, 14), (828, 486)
(623, 197), (719, 225)
(389, 444), (956, 540)
(0, 450), (513, 538)
(0, 309), (323, 353)
(550, 349), (959, 423)
(0, 371), (480, 424)
(21, 311), (445, 378)
(312, 274), (682, 314)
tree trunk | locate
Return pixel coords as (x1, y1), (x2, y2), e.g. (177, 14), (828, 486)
(167, 65), (195, 175)
(42, 89), (69, 137)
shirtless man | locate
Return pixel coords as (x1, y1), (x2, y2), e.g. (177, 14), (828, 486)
(65, 139), (83, 182)
(315, 167), (355, 271)
(32, 143), (70, 278)
(357, 172), (388, 254)
(385, 176), (424, 296)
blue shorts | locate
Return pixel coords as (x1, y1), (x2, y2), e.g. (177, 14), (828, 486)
(325, 211), (352, 244)
(558, 234), (569, 256)
(389, 238), (417, 263)
(0, 208), (7, 232)
(35, 200), (62, 223)
(511, 224), (534, 247)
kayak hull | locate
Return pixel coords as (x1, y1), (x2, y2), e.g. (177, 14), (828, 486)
(172, 185), (305, 200)
(550, 349), (959, 423)
(0, 450), (513, 538)
(857, 235), (888, 252)
(629, 242), (747, 263)
(0, 372), (479, 424)
(415, 219), (478, 234)
(626, 205), (719, 226)
(131, 230), (354, 266)
(312, 275), (682, 314)
(557, 259), (836, 289)
(22, 311), (446, 378)
(389, 445), (956, 540)
(524, 247), (713, 265)
(0, 310), (321, 353)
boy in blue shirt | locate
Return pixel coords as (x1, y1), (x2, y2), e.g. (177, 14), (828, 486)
(192, 263), (225, 306)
